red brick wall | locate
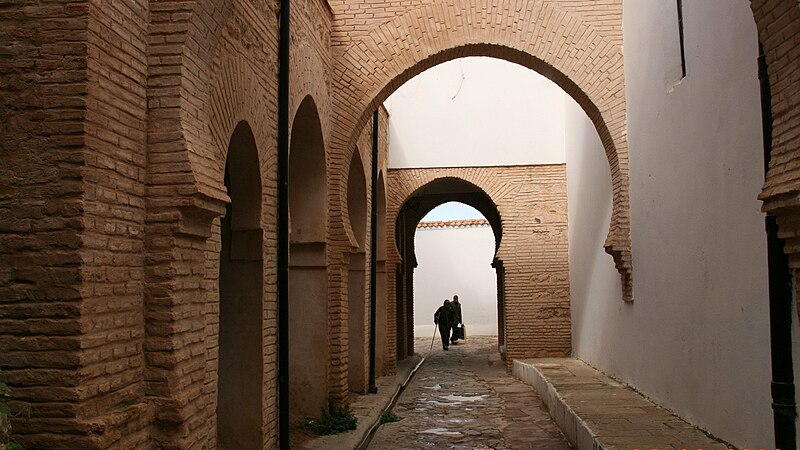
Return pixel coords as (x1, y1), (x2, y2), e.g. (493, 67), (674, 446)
(0, 1), (91, 447)
(80, 0), (151, 446)
(1, 0), (152, 447)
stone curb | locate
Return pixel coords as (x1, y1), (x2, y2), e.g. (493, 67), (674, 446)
(513, 360), (598, 450)
(356, 356), (426, 449)
(303, 355), (425, 450)
(513, 359), (731, 450)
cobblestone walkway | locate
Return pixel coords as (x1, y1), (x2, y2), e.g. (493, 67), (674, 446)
(368, 336), (571, 450)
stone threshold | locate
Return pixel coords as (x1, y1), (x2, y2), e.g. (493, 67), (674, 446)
(303, 355), (424, 450)
(513, 358), (731, 450)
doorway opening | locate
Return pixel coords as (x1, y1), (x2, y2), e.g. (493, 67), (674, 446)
(218, 121), (264, 448)
(288, 96), (329, 420)
(414, 202), (500, 350)
(347, 150), (368, 394)
(394, 178), (503, 361)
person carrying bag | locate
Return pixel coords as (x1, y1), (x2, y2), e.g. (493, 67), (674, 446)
(450, 295), (465, 344)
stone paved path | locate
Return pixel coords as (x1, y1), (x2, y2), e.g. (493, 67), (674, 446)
(368, 336), (572, 450)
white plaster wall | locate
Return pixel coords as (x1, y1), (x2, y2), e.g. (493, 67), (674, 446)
(413, 225), (498, 339)
(569, 0), (772, 446)
(385, 57), (567, 168)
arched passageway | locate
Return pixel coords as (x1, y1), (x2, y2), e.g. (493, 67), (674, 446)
(413, 203), (500, 344)
(347, 150), (368, 394)
(330, 3), (632, 301)
(288, 96), (328, 420)
(217, 121), (264, 448)
(386, 166), (571, 369)
(393, 178), (504, 362)
(375, 173), (388, 376)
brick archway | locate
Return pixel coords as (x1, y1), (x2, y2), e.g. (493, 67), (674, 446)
(392, 177), (504, 261)
(288, 95), (330, 421)
(217, 120), (264, 448)
(386, 165), (571, 371)
(389, 174), (504, 365)
(751, 1), (800, 273)
(329, 0), (632, 301)
(346, 149), (369, 395)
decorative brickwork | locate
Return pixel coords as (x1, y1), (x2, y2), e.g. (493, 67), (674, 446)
(417, 219), (490, 229)
(750, 1), (800, 316)
(387, 166), (571, 369)
(326, 0), (633, 301)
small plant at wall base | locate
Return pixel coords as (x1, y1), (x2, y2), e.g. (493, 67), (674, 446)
(379, 410), (401, 424)
(0, 377), (23, 450)
(300, 400), (358, 436)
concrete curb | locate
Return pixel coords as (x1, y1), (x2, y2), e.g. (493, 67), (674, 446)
(513, 360), (598, 450)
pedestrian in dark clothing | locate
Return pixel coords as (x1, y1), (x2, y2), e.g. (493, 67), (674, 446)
(450, 295), (463, 344)
(434, 299), (453, 350)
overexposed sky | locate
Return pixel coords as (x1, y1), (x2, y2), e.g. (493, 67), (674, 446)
(420, 202), (484, 222)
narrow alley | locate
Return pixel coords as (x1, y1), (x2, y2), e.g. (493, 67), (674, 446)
(367, 336), (571, 449)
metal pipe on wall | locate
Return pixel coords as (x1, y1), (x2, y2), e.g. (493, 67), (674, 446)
(369, 110), (379, 393)
(278, 0), (290, 446)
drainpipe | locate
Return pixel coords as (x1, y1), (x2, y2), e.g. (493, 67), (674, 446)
(369, 110), (379, 393)
(278, 0), (290, 446)
(760, 42), (797, 450)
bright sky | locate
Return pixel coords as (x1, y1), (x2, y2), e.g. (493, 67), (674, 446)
(420, 202), (484, 222)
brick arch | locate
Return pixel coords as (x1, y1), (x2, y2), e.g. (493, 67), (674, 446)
(146, 0), (234, 204)
(392, 176), (503, 261)
(346, 148), (368, 251)
(751, 2), (800, 271)
(330, 0), (632, 300)
(387, 165), (572, 370)
(209, 55), (277, 199)
(290, 43), (331, 147)
(148, 0), (281, 204)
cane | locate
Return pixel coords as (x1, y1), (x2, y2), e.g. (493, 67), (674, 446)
(429, 325), (437, 351)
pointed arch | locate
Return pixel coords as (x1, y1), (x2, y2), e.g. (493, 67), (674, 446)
(288, 95), (329, 420)
(330, 0), (631, 300)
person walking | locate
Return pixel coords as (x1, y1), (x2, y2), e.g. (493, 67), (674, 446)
(434, 299), (453, 351)
(450, 295), (463, 344)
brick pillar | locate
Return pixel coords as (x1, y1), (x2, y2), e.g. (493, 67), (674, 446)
(493, 259), (506, 351)
(143, 195), (226, 448)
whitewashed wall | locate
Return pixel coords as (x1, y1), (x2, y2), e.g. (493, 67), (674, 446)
(413, 224), (498, 339)
(567, 0), (772, 446)
(385, 57), (567, 168)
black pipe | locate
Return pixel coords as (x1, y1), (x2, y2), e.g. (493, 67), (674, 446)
(277, 0), (290, 446)
(760, 42), (797, 450)
(368, 110), (379, 393)
(676, 0), (686, 79)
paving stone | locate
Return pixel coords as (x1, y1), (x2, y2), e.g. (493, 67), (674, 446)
(368, 336), (572, 449)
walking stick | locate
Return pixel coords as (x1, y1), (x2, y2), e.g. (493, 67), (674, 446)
(429, 326), (437, 351)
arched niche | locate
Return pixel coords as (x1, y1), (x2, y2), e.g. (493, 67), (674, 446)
(375, 173), (388, 376)
(288, 96), (328, 420)
(218, 121), (264, 448)
(346, 150), (368, 394)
